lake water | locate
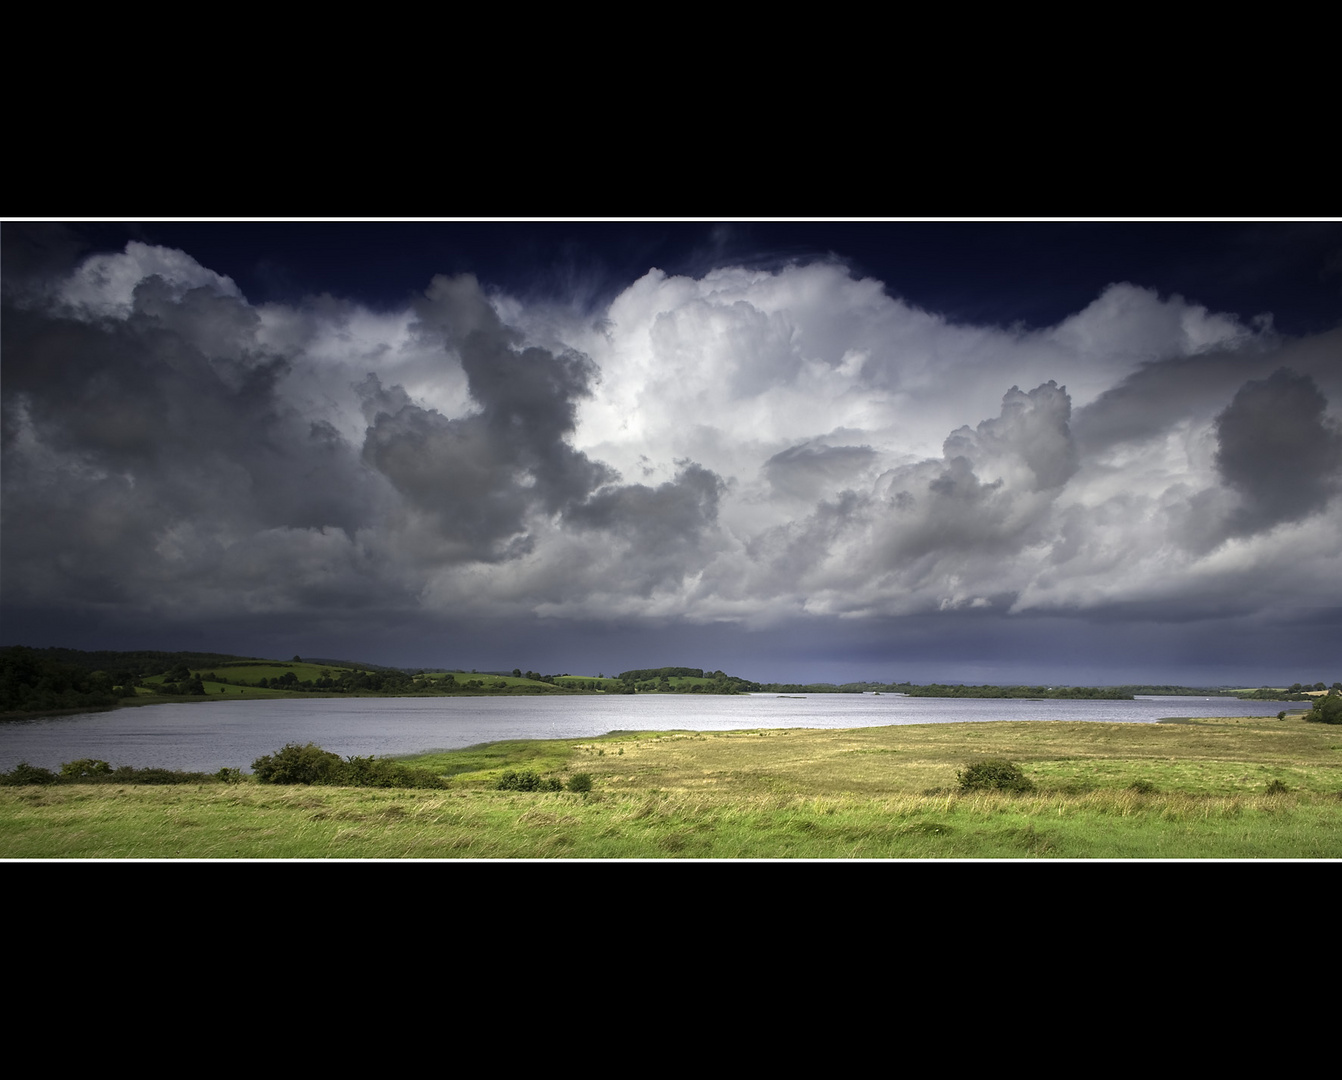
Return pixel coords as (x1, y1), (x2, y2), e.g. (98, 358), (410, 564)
(0, 693), (1300, 774)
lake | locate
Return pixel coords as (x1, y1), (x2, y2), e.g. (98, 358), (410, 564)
(0, 693), (1301, 774)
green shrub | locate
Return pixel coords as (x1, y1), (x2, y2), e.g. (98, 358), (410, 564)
(0, 762), (60, 786)
(1128, 779), (1159, 794)
(1265, 779), (1290, 795)
(497, 769), (541, 791)
(61, 759), (113, 779)
(250, 744), (447, 788)
(252, 743), (343, 784)
(567, 772), (593, 793)
(342, 755), (447, 789)
(107, 765), (215, 785)
(216, 767), (243, 784)
(957, 758), (1035, 793)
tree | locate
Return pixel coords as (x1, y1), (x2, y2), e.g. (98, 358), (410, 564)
(1307, 693), (1342, 725)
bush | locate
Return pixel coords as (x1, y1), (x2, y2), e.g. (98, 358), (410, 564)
(342, 755), (447, 789)
(106, 765), (215, 785)
(61, 759), (113, 779)
(497, 770), (541, 791)
(0, 762), (60, 786)
(1265, 779), (1290, 795)
(567, 772), (593, 793)
(1128, 779), (1159, 794)
(495, 771), (569, 792)
(252, 743), (343, 784)
(957, 759), (1035, 793)
(250, 744), (447, 788)
(4, 760), (227, 786)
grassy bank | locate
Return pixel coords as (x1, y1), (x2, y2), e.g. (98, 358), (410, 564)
(3, 713), (1340, 858)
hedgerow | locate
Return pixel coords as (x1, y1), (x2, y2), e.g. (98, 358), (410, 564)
(1, 761), (218, 785)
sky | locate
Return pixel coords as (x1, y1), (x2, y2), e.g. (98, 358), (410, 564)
(3, 220), (1340, 685)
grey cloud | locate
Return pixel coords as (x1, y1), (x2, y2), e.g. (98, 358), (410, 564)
(357, 276), (615, 559)
(1, 274), (395, 615)
(1072, 329), (1342, 456)
(877, 383), (1076, 564)
(2, 279), (299, 477)
(568, 462), (724, 540)
(359, 385), (534, 557)
(942, 381), (1077, 491)
(127, 275), (263, 365)
(458, 334), (613, 513)
(1073, 352), (1260, 453)
(764, 441), (878, 501)
(421, 275), (614, 511)
(564, 462), (726, 595)
(780, 486), (875, 569)
(356, 373), (414, 424)
(413, 273), (515, 350)
(887, 456), (1015, 564)
(1215, 367), (1342, 536)
(750, 384), (1078, 603)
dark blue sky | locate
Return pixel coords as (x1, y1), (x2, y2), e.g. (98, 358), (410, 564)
(52, 220), (1342, 334)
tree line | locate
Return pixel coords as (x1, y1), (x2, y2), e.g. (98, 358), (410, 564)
(1, 647), (135, 714)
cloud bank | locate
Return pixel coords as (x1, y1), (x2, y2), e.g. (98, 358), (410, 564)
(3, 231), (1340, 677)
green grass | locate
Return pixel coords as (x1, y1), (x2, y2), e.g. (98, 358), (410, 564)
(136, 667), (588, 700)
(211, 661), (343, 683)
(431, 673), (575, 691)
(4, 782), (1339, 858)
(4, 714), (1342, 858)
(551, 675), (620, 690)
(137, 679), (302, 701)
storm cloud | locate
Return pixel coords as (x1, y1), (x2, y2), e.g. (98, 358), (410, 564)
(356, 279), (615, 562)
(3, 224), (1340, 681)
(1214, 367), (1342, 536)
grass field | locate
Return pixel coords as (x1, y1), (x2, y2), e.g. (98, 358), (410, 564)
(133, 666), (588, 701)
(4, 713), (1340, 858)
